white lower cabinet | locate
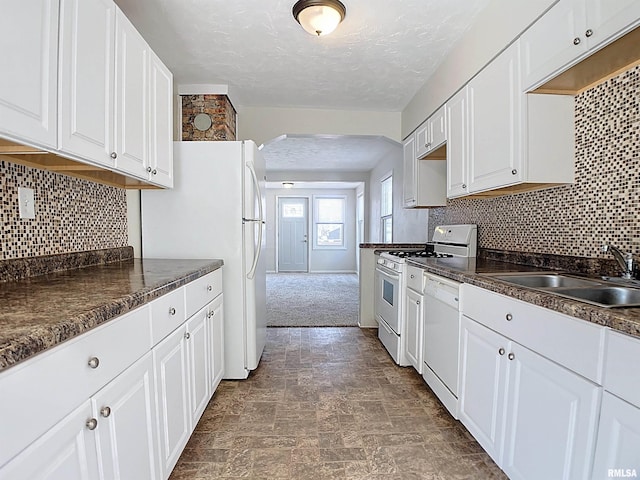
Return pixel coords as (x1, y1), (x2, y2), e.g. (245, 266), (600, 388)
(154, 324), (191, 478)
(459, 314), (601, 480)
(0, 401), (99, 480)
(208, 294), (225, 393)
(404, 288), (423, 374)
(187, 306), (211, 428)
(592, 393), (640, 479)
(92, 352), (160, 480)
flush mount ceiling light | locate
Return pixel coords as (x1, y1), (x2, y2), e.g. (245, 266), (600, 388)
(282, 182), (295, 188)
(292, 0), (346, 36)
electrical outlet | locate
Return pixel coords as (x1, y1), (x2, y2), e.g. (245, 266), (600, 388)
(18, 187), (35, 219)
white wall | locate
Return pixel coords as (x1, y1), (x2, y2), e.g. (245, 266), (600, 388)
(237, 106), (402, 146)
(368, 147), (429, 243)
(401, 0), (557, 139)
(266, 188), (358, 273)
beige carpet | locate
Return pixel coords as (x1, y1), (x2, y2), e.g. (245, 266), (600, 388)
(266, 273), (359, 327)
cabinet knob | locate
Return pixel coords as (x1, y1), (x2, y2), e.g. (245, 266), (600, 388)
(462, 183), (467, 189)
(110, 152), (117, 159)
(416, 300), (420, 305)
(86, 418), (98, 430)
(426, 142), (431, 149)
(146, 166), (152, 173)
(585, 29), (593, 38)
(410, 274), (415, 279)
(505, 313), (513, 321)
(152, 169), (157, 175)
(169, 307), (176, 316)
(511, 169), (517, 175)
(498, 347), (505, 356)
(100, 406), (111, 418)
(573, 37), (581, 45)
(184, 332), (191, 340)
(508, 352), (515, 361)
(207, 285), (213, 292)
(87, 357), (100, 369)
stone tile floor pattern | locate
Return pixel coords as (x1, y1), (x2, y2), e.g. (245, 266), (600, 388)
(169, 327), (508, 479)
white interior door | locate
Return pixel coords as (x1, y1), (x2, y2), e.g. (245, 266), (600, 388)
(278, 197), (308, 272)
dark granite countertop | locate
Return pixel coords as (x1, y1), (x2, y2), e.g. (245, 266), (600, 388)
(0, 258), (223, 371)
(407, 257), (640, 339)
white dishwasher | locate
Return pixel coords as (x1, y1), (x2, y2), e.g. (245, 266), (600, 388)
(423, 272), (461, 418)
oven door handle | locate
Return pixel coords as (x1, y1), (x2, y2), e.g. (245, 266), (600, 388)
(376, 266), (400, 278)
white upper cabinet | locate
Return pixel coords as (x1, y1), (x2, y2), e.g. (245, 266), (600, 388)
(446, 40), (574, 198)
(415, 106), (446, 159)
(59, 0), (116, 167)
(148, 51), (174, 188)
(467, 41), (523, 194)
(114, 8), (149, 180)
(0, 0), (59, 149)
(520, 0), (640, 91)
(402, 134), (417, 208)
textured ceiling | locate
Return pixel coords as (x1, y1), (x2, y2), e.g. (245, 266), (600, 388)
(114, 0), (491, 111)
(261, 135), (399, 172)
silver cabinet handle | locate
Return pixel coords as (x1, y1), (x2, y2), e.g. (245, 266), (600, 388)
(426, 142), (431, 149)
(498, 348), (505, 356)
(462, 183), (467, 189)
(100, 406), (111, 418)
(110, 152), (117, 159)
(146, 166), (152, 173)
(505, 313), (513, 321)
(585, 29), (593, 37)
(86, 418), (98, 430)
(184, 332), (191, 340)
(410, 274), (415, 279)
(88, 357), (100, 369)
(511, 169), (517, 175)
(152, 169), (157, 175)
(169, 307), (176, 316)
(573, 37), (581, 45)
(508, 353), (515, 361)
(207, 285), (213, 292)
(416, 300), (420, 305)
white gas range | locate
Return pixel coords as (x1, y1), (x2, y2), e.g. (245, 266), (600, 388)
(374, 224), (477, 366)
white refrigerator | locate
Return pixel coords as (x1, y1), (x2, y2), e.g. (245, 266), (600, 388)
(141, 140), (266, 379)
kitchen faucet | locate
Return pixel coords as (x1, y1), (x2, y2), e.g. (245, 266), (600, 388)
(601, 244), (635, 279)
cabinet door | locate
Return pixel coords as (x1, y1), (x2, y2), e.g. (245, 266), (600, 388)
(92, 352), (160, 480)
(153, 326), (190, 478)
(445, 87), (468, 198)
(430, 106), (447, 151)
(415, 122), (430, 159)
(502, 343), (601, 480)
(467, 42), (523, 194)
(0, 401), (99, 480)
(114, 8), (148, 178)
(520, 0), (587, 90)
(458, 316), (508, 462)
(208, 295), (225, 392)
(585, 0), (640, 51)
(58, 0), (115, 166)
(187, 307), (210, 427)
(148, 51), (173, 188)
(402, 135), (417, 207)
(0, 0), (58, 148)
(404, 289), (423, 373)
(592, 393), (640, 479)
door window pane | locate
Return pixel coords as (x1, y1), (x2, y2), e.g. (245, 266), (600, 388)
(282, 203), (304, 218)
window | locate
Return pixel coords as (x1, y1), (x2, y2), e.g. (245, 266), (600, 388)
(314, 196), (346, 248)
(381, 174), (392, 242)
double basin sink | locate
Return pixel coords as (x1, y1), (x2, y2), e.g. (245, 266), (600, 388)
(486, 273), (640, 308)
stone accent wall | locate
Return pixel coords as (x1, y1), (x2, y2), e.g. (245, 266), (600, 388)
(0, 161), (128, 260)
(181, 94), (237, 141)
(429, 65), (640, 259)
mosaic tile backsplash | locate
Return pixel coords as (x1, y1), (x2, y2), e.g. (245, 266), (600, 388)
(429, 65), (640, 260)
(0, 161), (128, 260)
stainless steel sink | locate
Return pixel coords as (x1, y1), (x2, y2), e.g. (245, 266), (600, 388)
(551, 286), (640, 308)
(489, 273), (602, 289)
(484, 272), (640, 308)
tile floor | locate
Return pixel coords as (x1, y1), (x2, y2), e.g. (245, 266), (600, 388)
(169, 327), (508, 479)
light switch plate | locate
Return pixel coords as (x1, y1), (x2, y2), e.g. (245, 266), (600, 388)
(18, 187), (35, 219)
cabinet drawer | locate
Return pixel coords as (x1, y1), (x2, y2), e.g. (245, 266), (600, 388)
(150, 287), (186, 345)
(185, 269), (222, 318)
(0, 306), (151, 467)
(603, 330), (640, 408)
(461, 284), (605, 383)
(406, 265), (424, 292)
